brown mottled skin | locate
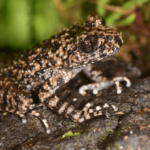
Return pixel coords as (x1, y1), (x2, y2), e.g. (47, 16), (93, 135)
(0, 15), (124, 132)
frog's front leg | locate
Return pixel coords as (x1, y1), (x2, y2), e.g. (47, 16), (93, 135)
(37, 66), (131, 127)
(79, 65), (131, 95)
(38, 68), (79, 132)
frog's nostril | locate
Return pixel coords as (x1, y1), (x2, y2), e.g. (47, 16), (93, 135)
(114, 36), (122, 47)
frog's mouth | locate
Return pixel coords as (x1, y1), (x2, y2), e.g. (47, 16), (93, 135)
(99, 46), (120, 59)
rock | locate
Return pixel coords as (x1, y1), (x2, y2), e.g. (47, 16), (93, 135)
(0, 58), (149, 150)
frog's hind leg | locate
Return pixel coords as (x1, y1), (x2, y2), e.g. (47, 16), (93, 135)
(65, 102), (121, 123)
(47, 95), (120, 123)
(1, 90), (51, 133)
(0, 90), (32, 123)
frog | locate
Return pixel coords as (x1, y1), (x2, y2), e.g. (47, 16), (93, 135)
(0, 15), (131, 133)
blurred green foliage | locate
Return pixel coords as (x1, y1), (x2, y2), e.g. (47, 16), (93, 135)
(96, 0), (148, 25)
(0, 0), (149, 50)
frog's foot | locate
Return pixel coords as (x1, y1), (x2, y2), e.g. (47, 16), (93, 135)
(113, 77), (131, 94)
(15, 104), (50, 134)
(79, 76), (131, 95)
(30, 110), (50, 134)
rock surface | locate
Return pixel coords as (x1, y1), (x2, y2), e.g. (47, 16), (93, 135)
(0, 58), (150, 150)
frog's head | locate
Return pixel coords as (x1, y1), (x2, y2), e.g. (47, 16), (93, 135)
(37, 15), (123, 69)
(59, 15), (123, 69)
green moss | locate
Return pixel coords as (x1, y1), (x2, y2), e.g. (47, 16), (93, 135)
(62, 130), (80, 138)
(3, 112), (7, 115)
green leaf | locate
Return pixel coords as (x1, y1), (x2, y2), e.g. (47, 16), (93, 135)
(99, 0), (111, 3)
(105, 12), (121, 26)
(136, 0), (149, 6)
(4, 0), (31, 49)
(33, 0), (60, 41)
(116, 13), (136, 26)
(96, 5), (106, 17)
(0, 0), (4, 9)
(121, 1), (135, 9)
(62, 130), (80, 138)
(96, 0), (111, 17)
(62, 0), (78, 7)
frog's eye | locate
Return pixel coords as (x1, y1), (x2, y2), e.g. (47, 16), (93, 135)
(79, 35), (98, 53)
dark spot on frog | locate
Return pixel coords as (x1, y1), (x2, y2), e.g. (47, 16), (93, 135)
(108, 43), (112, 47)
(52, 48), (56, 53)
(44, 55), (49, 59)
(51, 42), (61, 51)
(5, 70), (13, 78)
(42, 48), (47, 52)
(69, 31), (76, 37)
(35, 57), (40, 62)
(31, 91), (40, 104)
(14, 64), (23, 69)
(114, 36), (122, 47)
(51, 59), (56, 66)
(108, 35), (113, 41)
(63, 47), (67, 51)
(68, 50), (72, 55)
(56, 53), (60, 57)
(99, 44), (105, 51)
(22, 74), (27, 78)
(46, 63), (51, 68)
(99, 52), (107, 58)
(57, 31), (66, 37)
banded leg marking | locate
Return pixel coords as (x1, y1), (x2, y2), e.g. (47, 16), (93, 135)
(67, 103), (119, 123)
